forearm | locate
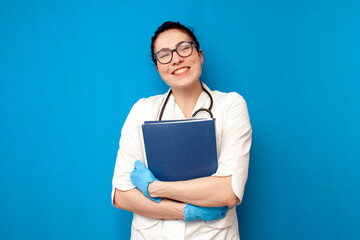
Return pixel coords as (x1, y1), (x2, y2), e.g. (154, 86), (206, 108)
(113, 188), (185, 220)
(148, 176), (238, 207)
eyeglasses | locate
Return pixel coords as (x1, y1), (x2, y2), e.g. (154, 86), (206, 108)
(154, 41), (197, 64)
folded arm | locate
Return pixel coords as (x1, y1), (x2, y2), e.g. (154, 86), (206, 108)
(148, 176), (238, 207)
(131, 160), (238, 207)
(113, 187), (228, 222)
(113, 188), (185, 220)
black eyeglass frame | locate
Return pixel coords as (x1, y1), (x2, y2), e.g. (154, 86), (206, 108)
(154, 41), (198, 64)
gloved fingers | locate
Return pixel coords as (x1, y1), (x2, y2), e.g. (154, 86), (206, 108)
(220, 206), (229, 212)
(134, 160), (146, 171)
(183, 204), (229, 222)
(218, 208), (228, 218)
(216, 206), (229, 215)
(151, 196), (162, 203)
(131, 160), (162, 203)
(183, 204), (195, 222)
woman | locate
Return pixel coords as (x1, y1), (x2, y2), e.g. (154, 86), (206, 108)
(111, 21), (252, 239)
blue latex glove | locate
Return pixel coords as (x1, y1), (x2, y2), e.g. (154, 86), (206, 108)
(183, 204), (229, 222)
(130, 160), (161, 203)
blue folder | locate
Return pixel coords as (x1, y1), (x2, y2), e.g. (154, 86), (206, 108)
(142, 119), (218, 181)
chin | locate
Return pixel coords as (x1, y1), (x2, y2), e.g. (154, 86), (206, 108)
(169, 79), (200, 90)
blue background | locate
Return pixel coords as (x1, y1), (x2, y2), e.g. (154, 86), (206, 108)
(1, 0), (359, 239)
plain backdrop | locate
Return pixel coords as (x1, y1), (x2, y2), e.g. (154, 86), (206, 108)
(1, 0), (359, 239)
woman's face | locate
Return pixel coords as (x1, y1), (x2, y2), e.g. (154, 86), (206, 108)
(153, 29), (203, 91)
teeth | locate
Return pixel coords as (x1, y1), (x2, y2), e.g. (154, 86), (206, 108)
(174, 68), (188, 74)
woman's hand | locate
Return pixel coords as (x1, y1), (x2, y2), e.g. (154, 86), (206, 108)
(183, 204), (229, 222)
(130, 160), (162, 202)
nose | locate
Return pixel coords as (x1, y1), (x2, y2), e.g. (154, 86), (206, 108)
(171, 51), (183, 65)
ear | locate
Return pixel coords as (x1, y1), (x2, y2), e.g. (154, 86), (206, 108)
(198, 49), (204, 65)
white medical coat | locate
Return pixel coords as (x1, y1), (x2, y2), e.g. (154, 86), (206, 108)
(111, 84), (252, 240)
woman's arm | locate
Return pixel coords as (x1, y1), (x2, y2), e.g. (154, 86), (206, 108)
(114, 187), (229, 222)
(130, 160), (236, 207)
(113, 188), (185, 220)
(148, 176), (238, 207)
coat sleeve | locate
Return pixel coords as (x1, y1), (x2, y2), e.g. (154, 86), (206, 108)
(111, 99), (147, 204)
(214, 92), (252, 203)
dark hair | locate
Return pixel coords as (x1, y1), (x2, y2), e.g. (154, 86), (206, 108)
(151, 21), (200, 64)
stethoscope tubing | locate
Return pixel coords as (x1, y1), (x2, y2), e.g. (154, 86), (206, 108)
(158, 82), (214, 121)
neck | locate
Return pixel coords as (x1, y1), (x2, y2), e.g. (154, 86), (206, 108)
(172, 81), (203, 119)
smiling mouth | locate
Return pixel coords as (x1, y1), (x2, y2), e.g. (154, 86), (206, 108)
(173, 67), (190, 75)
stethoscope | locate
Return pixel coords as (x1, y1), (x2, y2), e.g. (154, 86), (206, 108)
(158, 82), (214, 121)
